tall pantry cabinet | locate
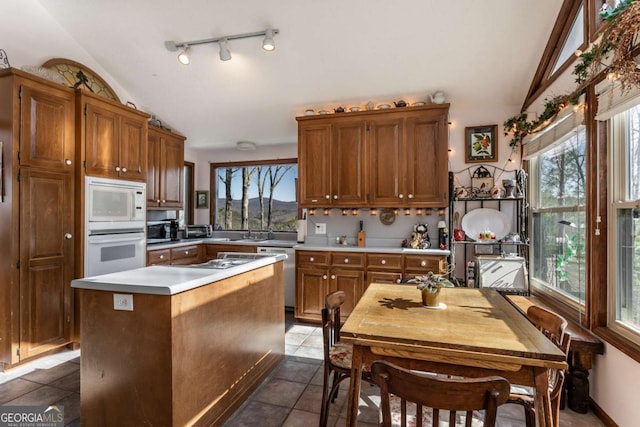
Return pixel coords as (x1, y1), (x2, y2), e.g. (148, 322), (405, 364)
(0, 69), (75, 368)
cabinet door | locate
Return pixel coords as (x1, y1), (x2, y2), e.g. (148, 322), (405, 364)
(159, 134), (184, 208)
(404, 111), (449, 205)
(298, 123), (331, 206)
(368, 117), (404, 205)
(146, 130), (161, 207)
(330, 268), (364, 320)
(148, 249), (170, 265)
(119, 113), (147, 182)
(331, 120), (366, 206)
(19, 169), (73, 360)
(296, 267), (329, 322)
(19, 84), (74, 170)
(84, 101), (120, 179)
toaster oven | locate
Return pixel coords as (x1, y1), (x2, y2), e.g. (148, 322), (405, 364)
(184, 224), (213, 239)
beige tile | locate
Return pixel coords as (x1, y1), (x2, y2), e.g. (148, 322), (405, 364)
(253, 378), (307, 408)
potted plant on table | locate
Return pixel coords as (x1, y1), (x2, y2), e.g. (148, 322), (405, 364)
(409, 271), (455, 307)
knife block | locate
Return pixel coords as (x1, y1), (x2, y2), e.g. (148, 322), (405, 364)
(357, 231), (366, 247)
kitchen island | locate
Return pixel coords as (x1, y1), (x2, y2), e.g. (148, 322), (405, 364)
(72, 255), (286, 427)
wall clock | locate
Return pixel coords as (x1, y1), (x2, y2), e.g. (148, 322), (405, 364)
(41, 58), (120, 102)
(379, 208), (396, 226)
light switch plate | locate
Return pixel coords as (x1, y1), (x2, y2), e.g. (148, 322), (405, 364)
(315, 223), (326, 235)
(114, 294), (134, 311)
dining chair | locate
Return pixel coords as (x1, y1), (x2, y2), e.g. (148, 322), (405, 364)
(319, 290), (371, 427)
(371, 360), (511, 427)
(508, 305), (571, 427)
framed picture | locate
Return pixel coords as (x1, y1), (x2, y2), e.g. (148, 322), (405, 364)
(465, 125), (498, 163)
(195, 190), (209, 209)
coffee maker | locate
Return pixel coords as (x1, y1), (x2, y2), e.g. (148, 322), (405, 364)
(169, 219), (179, 241)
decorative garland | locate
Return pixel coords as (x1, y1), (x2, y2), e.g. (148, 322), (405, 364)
(504, 0), (639, 150)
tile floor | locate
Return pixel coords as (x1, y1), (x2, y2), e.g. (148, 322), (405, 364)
(0, 312), (605, 426)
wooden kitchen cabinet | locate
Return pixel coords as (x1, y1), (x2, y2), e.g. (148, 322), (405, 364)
(170, 245), (202, 265)
(295, 249), (447, 323)
(78, 91), (149, 182)
(147, 249), (171, 265)
(147, 126), (185, 209)
(295, 251), (330, 322)
(0, 69), (75, 368)
(203, 244), (257, 261)
(297, 104), (449, 208)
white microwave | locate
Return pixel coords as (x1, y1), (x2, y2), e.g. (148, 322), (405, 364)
(85, 176), (146, 223)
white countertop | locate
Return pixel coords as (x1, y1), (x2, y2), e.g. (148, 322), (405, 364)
(293, 243), (450, 256)
(147, 238), (297, 251)
(71, 255), (286, 295)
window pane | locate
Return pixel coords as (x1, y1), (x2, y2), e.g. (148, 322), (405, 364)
(214, 163), (298, 231)
(531, 211), (586, 303)
(616, 208), (640, 332)
(627, 105), (640, 200)
(538, 131), (586, 208)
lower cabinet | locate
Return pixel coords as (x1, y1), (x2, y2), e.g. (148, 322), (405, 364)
(148, 249), (171, 265)
(203, 244), (257, 261)
(296, 250), (446, 322)
(147, 245), (202, 266)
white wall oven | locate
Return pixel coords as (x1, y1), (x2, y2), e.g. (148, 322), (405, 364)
(85, 177), (146, 277)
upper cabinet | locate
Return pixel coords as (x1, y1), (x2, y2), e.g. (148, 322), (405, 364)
(297, 104), (449, 208)
(77, 92), (149, 182)
(147, 126), (185, 209)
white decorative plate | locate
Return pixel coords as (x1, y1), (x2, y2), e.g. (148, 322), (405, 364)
(461, 208), (511, 242)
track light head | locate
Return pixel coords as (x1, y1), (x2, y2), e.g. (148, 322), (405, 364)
(177, 46), (191, 65)
(219, 39), (231, 61)
(262, 29), (275, 51)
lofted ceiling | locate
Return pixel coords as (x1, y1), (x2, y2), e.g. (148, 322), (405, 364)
(35, 0), (561, 149)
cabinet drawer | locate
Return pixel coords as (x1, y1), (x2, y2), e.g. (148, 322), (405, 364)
(297, 251), (329, 266)
(331, 252), (364, 268)
(366, 253), (403, 270)
(404, 255), (446, 273)
(148, 249), (171, 265)
(170, 245), (201, 265)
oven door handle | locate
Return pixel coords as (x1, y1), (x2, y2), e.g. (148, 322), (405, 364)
(88, 234), (145, 244)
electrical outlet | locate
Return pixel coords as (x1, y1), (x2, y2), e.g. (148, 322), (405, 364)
(315, 223), (326, 235)
(113, 294), (134, 311)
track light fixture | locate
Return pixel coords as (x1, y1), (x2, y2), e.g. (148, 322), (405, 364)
(219, 39), (231, 61)
(165, 28), (278, 64)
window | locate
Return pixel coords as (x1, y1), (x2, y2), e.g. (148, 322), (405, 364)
(529, 127), (587, 306)
(609, 103), (640, 343)
(211, 160), (298, 231)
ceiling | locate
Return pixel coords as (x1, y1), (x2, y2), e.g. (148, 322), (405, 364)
(36, 0), (562, 150)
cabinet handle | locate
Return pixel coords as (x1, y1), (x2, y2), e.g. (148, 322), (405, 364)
(381, 259), (386, 265)
(420, 260), (427, 267)
(399, 193), (404, 199)
(185, 251), (189, 255)
(396, 278), (402, 284)
(115, 166), (121, 172)
(65, 159), (72, 166)
(64, 233), (72, 240)
(333, 195), (338, 199)
(156, 199), (161, 204)
(310, 257), (314, 262)
(331, 275), (336, 280)
(122, 167), (127, 173)
(325, 195), (330, 199)
(408, 194), (414, 199)
(322, 275), (327, 280)
(159, 255), (164, 259)
(162, 200), (166, 203)
(344, 258), (349, 263)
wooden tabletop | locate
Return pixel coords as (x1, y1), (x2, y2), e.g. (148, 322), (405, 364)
(341, 284), (566, 370)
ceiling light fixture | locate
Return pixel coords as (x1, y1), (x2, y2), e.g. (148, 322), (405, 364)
(236, 141), (257, 151)
(262, 29), (275, 51)
(165, 28), (279, 63)
(177, 46), (191, 65)
(219, 39), (231, 61)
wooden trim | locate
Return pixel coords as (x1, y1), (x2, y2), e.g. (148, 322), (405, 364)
(594, 327), (640, 364)
(522, 0), (585, 111)
(41, 58), (121, 102)
(589, 397), (619, 427)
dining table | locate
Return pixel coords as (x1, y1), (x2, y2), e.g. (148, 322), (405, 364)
(340, 283), (567, 427)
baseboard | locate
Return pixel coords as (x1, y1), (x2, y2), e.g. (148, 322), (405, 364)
(590, 398), (618, 427)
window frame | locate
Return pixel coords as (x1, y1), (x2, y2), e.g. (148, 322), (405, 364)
(208, 158), (298, 231)
(527, 128), (588, 311)
(606, 106), (640, 346)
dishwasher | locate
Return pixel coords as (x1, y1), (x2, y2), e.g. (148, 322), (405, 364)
(257, 246), (296, 310)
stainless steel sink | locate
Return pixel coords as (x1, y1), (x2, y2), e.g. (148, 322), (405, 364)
(186, 259), (251, 269)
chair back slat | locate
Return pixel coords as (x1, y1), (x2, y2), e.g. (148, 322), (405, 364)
(372, 361), (510, 427)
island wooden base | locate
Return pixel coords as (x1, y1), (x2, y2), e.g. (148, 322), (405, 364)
(79, 263), (285, 426)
